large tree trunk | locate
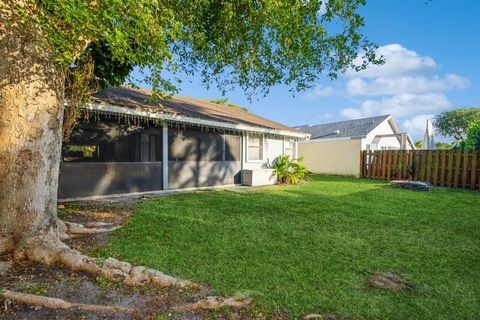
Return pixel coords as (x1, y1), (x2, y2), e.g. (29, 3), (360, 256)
(0, 1), (65, 256)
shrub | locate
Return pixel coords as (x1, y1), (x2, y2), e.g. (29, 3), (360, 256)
(465, 120), (480, 150)
(272, 155), (309, 185)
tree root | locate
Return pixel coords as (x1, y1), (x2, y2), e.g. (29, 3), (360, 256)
(9, 229), (251, 314)
(13, 230), (194, 289)
(1, 289), (134, 314)
(60, 221), (120, 238)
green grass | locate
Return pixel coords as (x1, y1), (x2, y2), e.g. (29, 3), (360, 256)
(102, 175), (480, 319)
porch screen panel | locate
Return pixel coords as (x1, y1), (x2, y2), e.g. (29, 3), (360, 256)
(62, 118), (169, 162)
(225, 135), (241, 161)
(169, 129), (223, 161)
(63, 119), (142, 162)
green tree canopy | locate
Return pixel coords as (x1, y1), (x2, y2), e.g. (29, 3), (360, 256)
(465, 121), (480, 151)
(16, 0), (381, 97)
(435, 142), (453, 150)
(433, 108), (480, 145)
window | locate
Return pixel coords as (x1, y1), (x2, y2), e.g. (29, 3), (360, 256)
(247, 135), (264, 161)
(284, 139), (295, 158)
(366, 144), (371, 151)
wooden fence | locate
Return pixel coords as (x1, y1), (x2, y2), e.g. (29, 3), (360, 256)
(360, 150), (480, 189)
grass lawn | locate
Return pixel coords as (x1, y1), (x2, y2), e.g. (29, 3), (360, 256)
(101, 175), (480, 319)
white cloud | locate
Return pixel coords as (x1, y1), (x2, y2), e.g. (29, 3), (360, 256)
(340, 93), (451, 119)
(340, 108), (362, 119)
(346, 43), (436, 79)
(347, 74), (469, 96)
(316, 112), (335, 120)
(305, 84), (334, 99)
(403, 114), (434, 137)
(338, 44), (469, 139)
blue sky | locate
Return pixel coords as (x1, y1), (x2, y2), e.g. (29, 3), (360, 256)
(135, 0), (480, 141)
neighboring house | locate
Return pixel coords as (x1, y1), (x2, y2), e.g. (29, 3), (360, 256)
(295, 115), (414, 176)
(58, 86), (307, 199)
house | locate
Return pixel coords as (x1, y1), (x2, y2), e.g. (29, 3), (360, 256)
(58, 86), (308, 199)
(295, 115), (414, 176)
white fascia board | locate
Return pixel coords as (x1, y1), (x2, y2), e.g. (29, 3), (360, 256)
(85, 103), (308, 139)
(406, 134), (416, 149)
(299, 136), (364, 143)
(386, 116), (401, 134)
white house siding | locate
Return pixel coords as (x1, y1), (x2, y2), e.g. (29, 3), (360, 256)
(298, 138), (362, 176)
(362, 119), (401, 150)
(242, 136), (293, 170)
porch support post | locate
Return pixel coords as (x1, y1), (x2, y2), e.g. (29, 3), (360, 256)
(162, 123), (168, 190)
(294, 139), (299, 159)
(241, 133), (247, 169)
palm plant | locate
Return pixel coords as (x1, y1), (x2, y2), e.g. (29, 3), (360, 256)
(272, 155), (309, 185)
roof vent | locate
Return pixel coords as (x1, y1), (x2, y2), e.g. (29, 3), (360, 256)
(334, 130), (340, 134)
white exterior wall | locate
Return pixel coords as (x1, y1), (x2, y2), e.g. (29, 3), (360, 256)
(362, 119), (401, 150)
(242, 136), (295, 169)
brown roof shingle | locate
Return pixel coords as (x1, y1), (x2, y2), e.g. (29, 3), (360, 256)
(91, 87), (301, 133)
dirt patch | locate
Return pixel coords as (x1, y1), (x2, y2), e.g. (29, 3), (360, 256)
(0, 261), (213, 319)
(365, 272), (414, 292)
(59, 202), (132, 254)
(0, 202), (256, 319)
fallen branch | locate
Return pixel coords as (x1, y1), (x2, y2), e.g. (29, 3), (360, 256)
(1, 289), (134, 314)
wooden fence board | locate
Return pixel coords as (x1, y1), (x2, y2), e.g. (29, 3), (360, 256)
(376, 151), (382, 179)
(426, 151), (432, 183)
(360, 151), (365, 177)
(365, 151), (372, 178)
(397, 151), (403, 179)
(359, 149), (478, 191)
(392, 151), (398, 180)
(439, 150), (446, 186)
(408, 151), (414, 179)
(368, 151), (373, 178)
(381, 151), (387, 180)
(386, 151), (390, 180)
(462, 150), (469, 188)
(413, 151), (419, 180)
(453, 150), (461, 188)
(432, 151), (439, 185)
(419, 151), (425, 181)
(403, 151), (409, 179)
(446, 150), (454, 187)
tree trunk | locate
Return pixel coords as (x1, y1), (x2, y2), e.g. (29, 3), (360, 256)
(0, 1), (65, 256)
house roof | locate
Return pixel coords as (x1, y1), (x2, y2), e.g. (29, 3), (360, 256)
(90, 87), (304, 137)
(294, 115), (391, 140)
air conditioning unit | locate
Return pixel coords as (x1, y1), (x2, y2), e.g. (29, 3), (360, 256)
(241, 169), (277, 186)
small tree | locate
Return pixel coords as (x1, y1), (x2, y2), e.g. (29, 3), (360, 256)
(433, 108), (480, 146)
(465, 121), (480, 151)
